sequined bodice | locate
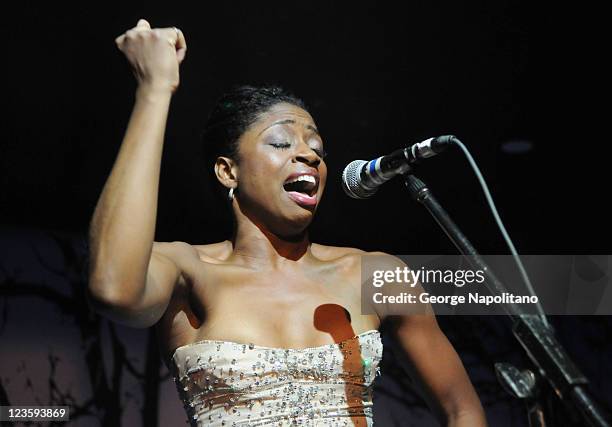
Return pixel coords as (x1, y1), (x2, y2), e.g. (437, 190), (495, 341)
(170, 330), (383, 426)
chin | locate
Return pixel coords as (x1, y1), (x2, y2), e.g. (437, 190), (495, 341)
(240, 193), (321, 238)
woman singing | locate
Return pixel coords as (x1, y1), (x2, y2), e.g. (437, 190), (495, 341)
(87, 19), (487, 426)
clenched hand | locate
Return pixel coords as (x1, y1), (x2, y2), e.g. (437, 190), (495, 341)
(115, 18), (187, 93)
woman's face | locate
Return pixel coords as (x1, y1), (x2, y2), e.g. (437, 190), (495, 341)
(230, 102), (327, 237)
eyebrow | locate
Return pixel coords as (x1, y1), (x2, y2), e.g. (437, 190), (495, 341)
(258, 119), (320, 136)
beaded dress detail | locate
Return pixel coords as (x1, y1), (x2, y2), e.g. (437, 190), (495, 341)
(170, 329), (383, 426)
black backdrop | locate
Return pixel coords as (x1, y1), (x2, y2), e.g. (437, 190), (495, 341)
(1, 2), (610, 426)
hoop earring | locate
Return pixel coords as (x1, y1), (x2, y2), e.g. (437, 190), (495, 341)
(228, 187), (235, 201)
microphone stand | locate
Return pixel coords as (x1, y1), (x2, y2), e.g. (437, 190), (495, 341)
(403, 174), (610, 427)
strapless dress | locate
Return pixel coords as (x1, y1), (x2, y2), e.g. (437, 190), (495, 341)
(170, 329), (383, 426)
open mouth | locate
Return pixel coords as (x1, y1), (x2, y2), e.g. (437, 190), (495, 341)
(283, 174), (319, 207)
(283, 175), (318, 197)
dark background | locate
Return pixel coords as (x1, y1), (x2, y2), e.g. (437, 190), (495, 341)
(1, 1), (610, 426)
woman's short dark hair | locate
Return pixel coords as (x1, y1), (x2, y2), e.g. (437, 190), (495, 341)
(201, 85), (308, 194)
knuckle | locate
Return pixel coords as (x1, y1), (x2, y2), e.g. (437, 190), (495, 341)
(151, 29), (163, 39)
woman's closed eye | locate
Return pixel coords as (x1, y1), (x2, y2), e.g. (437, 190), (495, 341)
(270, 142), (327, 159)
(313, 147), (328, 159)
(270, 142), (291, 149)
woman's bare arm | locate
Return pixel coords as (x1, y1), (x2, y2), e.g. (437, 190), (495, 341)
(87, 19), (189, 328)
(366, 252), (487, 426)
(393, 314), (488, 426)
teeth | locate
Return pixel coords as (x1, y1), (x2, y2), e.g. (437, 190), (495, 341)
(285, 175), (316, 185)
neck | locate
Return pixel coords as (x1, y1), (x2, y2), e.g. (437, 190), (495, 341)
(229, 208), (313, 269)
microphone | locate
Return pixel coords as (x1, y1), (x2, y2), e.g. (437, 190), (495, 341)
(342, 135), (456, 199)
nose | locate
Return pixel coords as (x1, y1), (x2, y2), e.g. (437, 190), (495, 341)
(293, 141), (320, 166)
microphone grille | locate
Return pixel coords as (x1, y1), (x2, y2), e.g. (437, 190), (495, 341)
(342, 160), (377, 199)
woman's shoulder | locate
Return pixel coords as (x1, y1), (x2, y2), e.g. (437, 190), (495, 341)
(150, 240), (232, 268)
(310, 243), (390, 261)
(190, 240), (233, 262)
(310, 244), (404, 277)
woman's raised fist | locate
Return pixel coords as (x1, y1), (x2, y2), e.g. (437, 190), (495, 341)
(115, 19), (187, 93)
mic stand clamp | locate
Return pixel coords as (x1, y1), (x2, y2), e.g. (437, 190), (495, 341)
(495, 362), (546, 427)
